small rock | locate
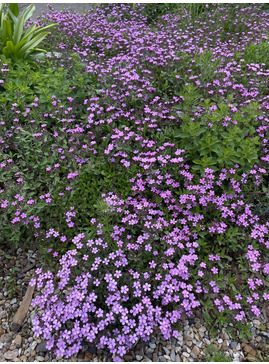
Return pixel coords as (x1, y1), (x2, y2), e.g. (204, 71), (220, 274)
(20, 355), (27, 361)
(170, 349), (176, 361)
(71, 355), (77, 362)
(204, 338), (211, 346)
(0, 311), (7, 319)
(142, 357), (152, 362)
(84, 352), (93, 361)
(88, 346), (97, 354)
(185, 329), (194, 341)
(30, 341), (37, 350)
(37, 341), (47, 353)
(218, 338), (223, 344)
(36, 355), (45, 361)
(123, 354), (133, 361)
(14, 335), (22, 347)
(163, 347), (170, 355)
(4, 350), (19, 360)
(186, 341), (192, 347)
(149, 342), (156, 349)
(230, 342), (237, 349)
(38, 352), (45, 357)
(146, 353), (153, 360)
(190, 352), (197, 359)
(188, 318), (195, 325)
(246, 350), (258, 362)
(175, 354), (181, 361)
(10, 298), (17, 305)
(163, 355), (170, 360)
(192, 346), (200, 356)
(136, 354), (143, 361)
(182, 352), (190, 358)
(153, 352), (158, 362)
(159, 356), (167, 362)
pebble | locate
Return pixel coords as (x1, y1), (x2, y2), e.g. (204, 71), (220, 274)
(4, 350), (19, 360)
(88, 346), (97, 354)
(184, 329), (194, 341)
(192, 345), (200, 356)
(163, 347), (170, 355)
(14, 335), (22, 347)
(136, 354), (143, 361)
(230, 342), (237, 349)
(170, 349), (176, 361)
(149, 342), (156, 349)
(37, 341), (47, 353)
(182, 352), (190, 358)
(36, 355), (45, 361)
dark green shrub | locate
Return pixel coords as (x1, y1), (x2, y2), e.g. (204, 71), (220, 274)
(173, 101), (262, 175)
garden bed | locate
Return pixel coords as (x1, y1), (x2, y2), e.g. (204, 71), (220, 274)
(0, 3), (269, 362)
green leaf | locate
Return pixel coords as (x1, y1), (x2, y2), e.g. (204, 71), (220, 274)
(33, 23), (58, 37)
(21, 4), (35, 23)
(13, 14), (24, 44)
(7, 8), (18, 26)
(8, 3), (19, 18)
(3, 40), (15, 57)
(18, 32), (48, 57)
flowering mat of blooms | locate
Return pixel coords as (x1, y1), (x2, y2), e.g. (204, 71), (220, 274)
(0, 3), (269, 362)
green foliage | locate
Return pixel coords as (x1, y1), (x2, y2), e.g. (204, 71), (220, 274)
(174, 101), (261, 175)
(0, 53), (92, 122)
(205, 344), (232, 362)
(193, 50), (222, 85)
(0, 3), (58, 61)
(241, 41), (269, 69)
(143, 3), (183, 23)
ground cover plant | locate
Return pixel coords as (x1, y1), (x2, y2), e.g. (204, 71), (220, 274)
(0, 3), (269, 361)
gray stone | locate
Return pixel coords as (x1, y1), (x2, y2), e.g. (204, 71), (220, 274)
(163, 347), (170, 356)
(136, 355), (143, 361)
(149, 342), (156, 349)
(230, 342), (237, 349)
(4, 350), (19, 360)
(36, 355), (45, 361)
(30, 341), (37, 350)
(170, 349), (176, 362)
(0, 311), (7, 319)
